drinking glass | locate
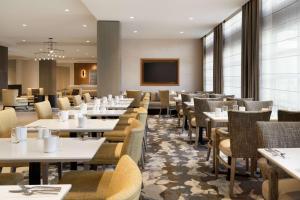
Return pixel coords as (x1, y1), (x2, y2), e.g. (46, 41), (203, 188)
(10, 128), (19, 143)
(232, 105), (239, 111)
(222, 106), (228, 112)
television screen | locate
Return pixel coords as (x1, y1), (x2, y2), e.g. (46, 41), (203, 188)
(141, 59), (179, 85)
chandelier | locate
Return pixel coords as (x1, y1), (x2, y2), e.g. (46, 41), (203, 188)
(34, 38), (65, 61)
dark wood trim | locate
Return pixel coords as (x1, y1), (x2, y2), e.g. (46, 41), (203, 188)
(140, 58), (179, 86)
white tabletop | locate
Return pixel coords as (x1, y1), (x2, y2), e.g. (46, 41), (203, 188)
(184, 101), (194, 107)
(258, 148), (300, 181)
(0, 184), (71, 200)
(174, 97), (182, 102)
(0, 138), (105, 162)
(68, 110), (126, 117)
(73, 102), (131, 110)
(203, 111), (278, 122)
(26, 119), (119, 132)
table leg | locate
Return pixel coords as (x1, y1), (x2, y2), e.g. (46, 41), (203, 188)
(184, 116), (188, 130)
(69, 132), (77, 170)
(29, 162), (41, 185)
(91, 116), (97, 138)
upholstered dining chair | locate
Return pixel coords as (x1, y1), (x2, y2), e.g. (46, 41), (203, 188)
(159, 90), (176, 117)
(181, 93), (192, 134)
(0, 173), (23, 185)
(34, 100), (52, 119)
(59, 155), (142, 200)
(72, 95), (82, 106)
(215, 111), (272, 197)
(126, 90), (142, 108)
(205, 101), (237, 162)
(257, 122), (300, 200)
(2, 89), (28, 109)
(227, 97), (253, 107)
(82, 93), (92, 103)
(244, 100), (273, 111)
(89, 119), (144, 167)
(57, 97), (71, 110)
(0, 108), (28, 170)
(278, 110), (300, 122)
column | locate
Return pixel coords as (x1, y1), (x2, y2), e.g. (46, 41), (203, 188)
(0, 46), (8, 99)
(97, 21), (121, 97)
(39, 60), (57, 95)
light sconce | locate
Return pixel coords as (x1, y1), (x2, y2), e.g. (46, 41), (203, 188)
(81, 69), (86, 78)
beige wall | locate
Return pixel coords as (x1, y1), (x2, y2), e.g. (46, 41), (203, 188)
(56, 66), (70, 90)
(121, 39), (202, 92)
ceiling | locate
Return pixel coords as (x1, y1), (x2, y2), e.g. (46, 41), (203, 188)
(0, 0), (97, 62)
(0, 0), (247, 62)
(82, 0), (248, 39)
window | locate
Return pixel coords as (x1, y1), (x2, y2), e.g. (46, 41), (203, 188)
(223, 11), (242, 97)
(204, 32), (214, 91)
(260, 0), (300, 110)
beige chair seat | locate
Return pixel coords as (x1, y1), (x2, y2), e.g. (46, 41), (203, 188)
(59, 131), (70, 137)
(103, 129), (130, 142)
(169, 101), (176, 107)
(0, 173), (23, 185)
(219, 139), (231, 156)
(262, 178), (300, 200)
(179, 109), (183, 116)
(89, 143), (123, 165)
(59, 171), (113, 200)
(191, 117), (196, 127)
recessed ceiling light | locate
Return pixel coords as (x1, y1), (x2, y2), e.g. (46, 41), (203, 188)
(64, 8), (70, 12)
(22, 39), (26, 42)
(39, 49), (43, 51)
(179, 31), (184, 34)
(189, 17), (194, 21)
(130, 16), (135, 19)
(82, 24), (87, 28)
(86, 40), (90, 43)
(91, 56), (95, 58)
(85, 52), (89, 55)
(133, 30), (138, 33)
(76, 49), (80, 52)
(22, 24), (28, 27)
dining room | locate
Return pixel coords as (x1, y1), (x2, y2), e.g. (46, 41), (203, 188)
(0, 0), (300, 200)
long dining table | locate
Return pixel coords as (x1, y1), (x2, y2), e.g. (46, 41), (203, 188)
(0, 138), (106, 185)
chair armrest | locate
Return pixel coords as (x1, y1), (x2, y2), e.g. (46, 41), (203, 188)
(215, 127), (229, 138)
(257, 157), (278, 200)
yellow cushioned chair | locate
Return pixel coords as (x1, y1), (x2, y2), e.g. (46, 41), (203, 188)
(0, 173), (23, 185)
(34, 100), (52, 119)
(59, 155), (142, 200)
(83, 93), (92, 103)
(0, 108), (28, 169)
(57, 97), (71, 110)
(73, 95), (82, 106)
(90, 119), (144, 165)
(126, 90), (142, 108)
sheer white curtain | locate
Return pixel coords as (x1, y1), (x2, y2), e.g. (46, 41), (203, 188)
(223, 11), (242, 98)
(260, 0), (300, 110)
(204, 32), (214, 91)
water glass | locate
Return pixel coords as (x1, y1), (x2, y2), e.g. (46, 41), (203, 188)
(239, 106), (246, 111)
(232, 105), (239, 111)
(10, 128), (19, 143)
(222, 106), (228, 112)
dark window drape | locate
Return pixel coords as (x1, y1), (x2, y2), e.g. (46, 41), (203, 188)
(213, 24), (223, 94)
(200, 38), (205, 91)
(241, 0), (260, 100)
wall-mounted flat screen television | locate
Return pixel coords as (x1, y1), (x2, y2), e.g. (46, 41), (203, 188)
(140, 59), (179, 86)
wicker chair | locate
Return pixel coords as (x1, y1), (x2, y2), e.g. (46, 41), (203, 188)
(206, 101), (237, 162)
(227, 97), (253, 107)
(126, 90), (142, 108)
(257, 122), (300, 200)
(181, 93), (192, 134)
(215, 111), (272, 197)
(278, 110), (300, 122)
(244, 101), (273, 111)
(159, 90), (176, 117)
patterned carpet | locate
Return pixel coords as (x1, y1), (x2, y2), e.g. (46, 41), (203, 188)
(141, 115), (264, 200)
(13, 113), (264, 200)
